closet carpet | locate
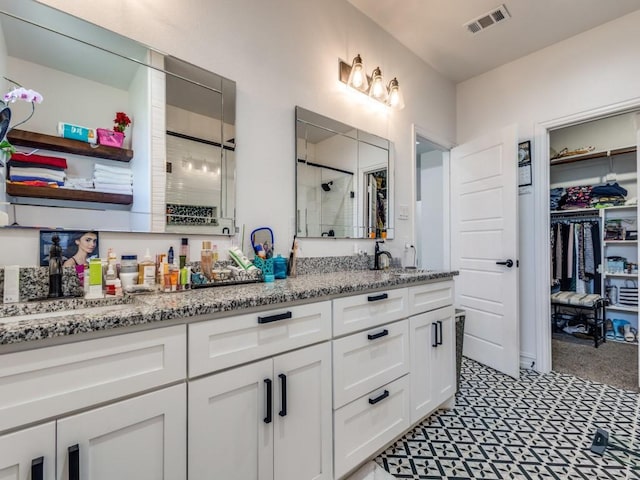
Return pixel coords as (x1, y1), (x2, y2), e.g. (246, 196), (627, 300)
(552, 334), (638, 392)
(375, 358), (639, 479)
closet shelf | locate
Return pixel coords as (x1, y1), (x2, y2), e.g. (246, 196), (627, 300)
(6, 183), (133, 205)
(550, 208), (599, 216)
(608, 304), (638, 313)
(7, 129), (134, 163)
(550, 146), (636, 166)
(603, 273), (637, 278)
(603, 240), (637, 245)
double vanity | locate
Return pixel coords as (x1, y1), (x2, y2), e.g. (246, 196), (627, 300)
(0, 269), (456, 480)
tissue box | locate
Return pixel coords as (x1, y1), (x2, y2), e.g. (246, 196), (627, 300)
(97, 128), (124, 148)
(58, 122), (97, 144)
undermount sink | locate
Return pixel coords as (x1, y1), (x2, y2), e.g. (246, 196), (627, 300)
(0, 303), (134, 324)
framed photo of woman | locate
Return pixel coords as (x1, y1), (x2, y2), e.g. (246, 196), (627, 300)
(39, 230), (100, 267)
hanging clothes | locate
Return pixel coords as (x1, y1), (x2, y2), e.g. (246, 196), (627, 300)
(550, 218), (601, 295)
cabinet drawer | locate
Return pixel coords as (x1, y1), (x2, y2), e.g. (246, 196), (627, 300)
(333, 288), (408, 337)
(408, 280), (454, 316)
(189, 301), (331, 377)
(333, 319), (409, 408)
(0, 325), (186, 433)
(333, 374), (411, 479)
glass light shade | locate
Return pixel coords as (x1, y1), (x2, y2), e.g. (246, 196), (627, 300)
(387, 77), (405, 110)
(347, 54), (369, 91)
(369, 67), (388, 102)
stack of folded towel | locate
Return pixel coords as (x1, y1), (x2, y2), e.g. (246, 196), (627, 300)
(93, 163), (133, 195)
(8, 152), (67, 187)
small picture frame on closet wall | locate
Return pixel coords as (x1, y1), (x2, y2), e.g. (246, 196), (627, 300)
(518, 140), (532, 187)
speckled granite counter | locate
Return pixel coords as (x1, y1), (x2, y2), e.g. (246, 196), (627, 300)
(0, 270), (457, 348)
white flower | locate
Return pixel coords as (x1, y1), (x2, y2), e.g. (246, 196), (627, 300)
(3, 87), (43, 104)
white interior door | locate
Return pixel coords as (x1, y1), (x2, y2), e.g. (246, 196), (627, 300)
(451, 125), (519, 378)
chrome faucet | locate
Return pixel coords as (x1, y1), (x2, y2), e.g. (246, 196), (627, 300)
(374, 240), (392, 270)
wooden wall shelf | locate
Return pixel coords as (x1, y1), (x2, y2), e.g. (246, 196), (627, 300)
(7, 129), (133, 163)
(550, 146), (636, 166)
(6, 183), (133, 205)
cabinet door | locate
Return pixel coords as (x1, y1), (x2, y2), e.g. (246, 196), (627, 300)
(409, 306), (455, 424)
(0, 422), (54, 480)
(189, 359), (273, 480)
(273, 342), (332, 480)
(57, 384), (186, 480)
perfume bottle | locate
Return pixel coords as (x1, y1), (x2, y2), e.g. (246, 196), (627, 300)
(48, 234), (63, 298)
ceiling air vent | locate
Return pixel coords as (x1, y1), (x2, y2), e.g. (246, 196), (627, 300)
(464, 4), (511, 35)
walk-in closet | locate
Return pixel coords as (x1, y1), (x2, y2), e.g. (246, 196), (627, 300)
(549, 111), (639, 391)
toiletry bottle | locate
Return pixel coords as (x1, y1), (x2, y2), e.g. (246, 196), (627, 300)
(138, 249), (156, 286)
(168, 246), (174, 265)
(201, 241), (213, 280)
(120, 254), (138, 290)
(212, 244), (219, 264)
(48, 234), (63, 298)
(170, 262), (179, 291)
(180, 238), (189, 268)
(105, 264), (117, 295)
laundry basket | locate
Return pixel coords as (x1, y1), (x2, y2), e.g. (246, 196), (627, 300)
(454, 309), (466, 392)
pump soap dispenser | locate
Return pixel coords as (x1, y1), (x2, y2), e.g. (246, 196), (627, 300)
(48, 234), (63, 298)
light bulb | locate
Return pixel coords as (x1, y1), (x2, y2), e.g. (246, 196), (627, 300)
(369, 67), (388, 102)
(347, 54), (369, 92)
(387, 77), (405, 110)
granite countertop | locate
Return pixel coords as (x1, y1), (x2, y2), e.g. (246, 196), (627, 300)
(0, 270), (457, 347)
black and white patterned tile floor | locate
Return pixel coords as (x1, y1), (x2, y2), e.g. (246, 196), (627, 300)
(375, 359), (640, 479)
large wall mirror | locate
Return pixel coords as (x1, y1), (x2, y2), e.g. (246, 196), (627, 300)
(295, 106), (392, 239)
(0, 1), (236, 235)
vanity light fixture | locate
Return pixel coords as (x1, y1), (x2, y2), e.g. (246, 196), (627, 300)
(339, 55), (404, 109)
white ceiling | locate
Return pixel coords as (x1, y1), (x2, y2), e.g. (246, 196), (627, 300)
(347, 0), (640, 83)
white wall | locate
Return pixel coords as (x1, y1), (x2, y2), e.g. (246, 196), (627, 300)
(419, 150), (444, 270)
(457, 10), (640, 366)
(0, 0), (457, 266)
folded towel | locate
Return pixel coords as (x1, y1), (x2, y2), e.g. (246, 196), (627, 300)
(9, 166), (66, 181)
(8, 180), (59, 188)
(65, 178), (95, 189)
(11, 152), (68, 169)
(93, 172), (132, 184)
(9, 175), (64, 186)
(94, 163), (133, 175)
(7, 159), (65, 171)
(93, 182), (133, 194)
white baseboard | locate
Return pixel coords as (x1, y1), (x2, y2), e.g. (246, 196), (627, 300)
(520, 353), (536, 371)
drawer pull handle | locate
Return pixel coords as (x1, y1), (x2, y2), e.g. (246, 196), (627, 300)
(367, 293), (388, 302)
(432, 322), (438, 348)
(367, 329), (389, 341)
(279, 373), (287, 417)
(264, 378), (273, 424)
(31, 456), (44, 480)
(368, 389), (390, 405)
(68, 444), (80, 480)
(258, 311), (292, 324)
(437, 320), (443, 345)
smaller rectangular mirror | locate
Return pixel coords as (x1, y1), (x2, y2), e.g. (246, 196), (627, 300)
(295, 106), (391, 239)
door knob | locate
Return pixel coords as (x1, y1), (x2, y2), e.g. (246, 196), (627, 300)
(496, 259), (514, 268)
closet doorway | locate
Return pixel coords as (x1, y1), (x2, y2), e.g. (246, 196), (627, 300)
(546, 111), (639, 391)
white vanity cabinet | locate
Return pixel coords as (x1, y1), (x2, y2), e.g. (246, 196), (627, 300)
(188, 302), (333, 480)
(0, 325), (187, 480)
(332, 290), (411, 479)
(408, 281), (456, 424)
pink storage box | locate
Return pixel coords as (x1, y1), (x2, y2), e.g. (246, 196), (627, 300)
(97, 128), (124, 148)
